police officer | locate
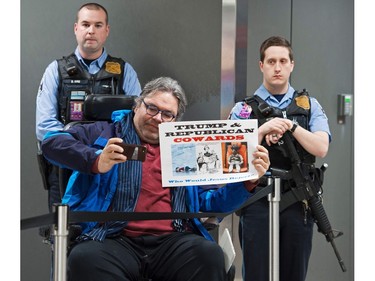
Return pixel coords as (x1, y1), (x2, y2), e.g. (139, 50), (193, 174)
(36, 3), (141, 211)
(228, 36), (331, 281)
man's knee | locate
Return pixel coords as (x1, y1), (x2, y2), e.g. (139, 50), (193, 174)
(68, 243), (94, 274)
(195, 240), (225, 268)
(67, 241), (110, 278)
(67, 240), (139, 281)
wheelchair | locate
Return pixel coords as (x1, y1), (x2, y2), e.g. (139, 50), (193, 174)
(41, 94), (236, 281)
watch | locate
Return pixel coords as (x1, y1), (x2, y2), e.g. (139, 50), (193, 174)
(290, 122), (298, 133)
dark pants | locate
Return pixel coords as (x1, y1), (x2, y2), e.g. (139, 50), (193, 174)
(239, 198), (314, 281)
(68, 232), (226, 281)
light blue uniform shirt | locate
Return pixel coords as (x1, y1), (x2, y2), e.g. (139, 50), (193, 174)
(229, 84), (331, 141)
(36, 47), (141, 141)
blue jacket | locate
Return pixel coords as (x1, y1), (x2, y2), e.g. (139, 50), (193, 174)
(42, 110), (254, 241)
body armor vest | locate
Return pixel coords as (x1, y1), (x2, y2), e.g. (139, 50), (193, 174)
(245, 90), (315, 170)
(57, 53), (126, 124)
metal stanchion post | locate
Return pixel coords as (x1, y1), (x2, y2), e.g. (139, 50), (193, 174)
(268, 177), (280, 281)
(53, 204), (69, 281)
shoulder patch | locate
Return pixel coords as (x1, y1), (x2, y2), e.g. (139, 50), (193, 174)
(295, 95), (310, 110)
(238, 103), (252, 118)
(228, 102), (252, 119)
(105, 61), (121, 74)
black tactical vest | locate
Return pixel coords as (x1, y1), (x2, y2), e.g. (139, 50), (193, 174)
(244, 90), (315, 170)
(57, 53), (126, 124)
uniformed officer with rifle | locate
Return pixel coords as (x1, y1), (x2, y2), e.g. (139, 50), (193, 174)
(228, 35), (342, 281)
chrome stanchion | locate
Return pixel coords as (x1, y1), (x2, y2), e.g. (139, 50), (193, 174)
(53, 204), (69, 281)
(268, 177), (280, 281)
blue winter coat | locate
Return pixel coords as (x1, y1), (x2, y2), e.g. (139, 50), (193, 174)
(42, 110), (254, 241)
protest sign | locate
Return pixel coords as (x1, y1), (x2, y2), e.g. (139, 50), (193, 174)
(159, 119), (258, 187)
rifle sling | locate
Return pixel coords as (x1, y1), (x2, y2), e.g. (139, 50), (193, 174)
(280, 188), (307, 212)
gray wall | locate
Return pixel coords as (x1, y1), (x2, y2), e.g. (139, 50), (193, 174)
(293, 2), (354, 280)
(21, 0), (354, 280)
(239, 1), (354, 281)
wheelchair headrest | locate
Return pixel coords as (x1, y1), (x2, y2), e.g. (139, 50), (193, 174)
(83, 95), (136, 121)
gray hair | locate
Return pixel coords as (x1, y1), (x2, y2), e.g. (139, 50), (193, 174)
(134, 77), (188, 121)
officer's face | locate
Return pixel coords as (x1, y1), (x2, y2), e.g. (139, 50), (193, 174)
(133, 91), (178, 144)
(74, 7), (110, 59)
(259, 46), (294, 93)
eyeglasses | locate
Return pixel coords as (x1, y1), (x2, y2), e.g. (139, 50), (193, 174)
(142, 100), (176, 122)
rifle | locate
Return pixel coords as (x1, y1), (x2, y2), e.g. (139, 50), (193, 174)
(272, 131), (346, 272)
(244, 94), (346, 272)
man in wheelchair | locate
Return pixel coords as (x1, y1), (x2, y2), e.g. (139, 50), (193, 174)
(42, 77), (270, 281)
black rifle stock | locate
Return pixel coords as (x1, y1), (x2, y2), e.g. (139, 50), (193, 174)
(276, 131), (346, 272)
